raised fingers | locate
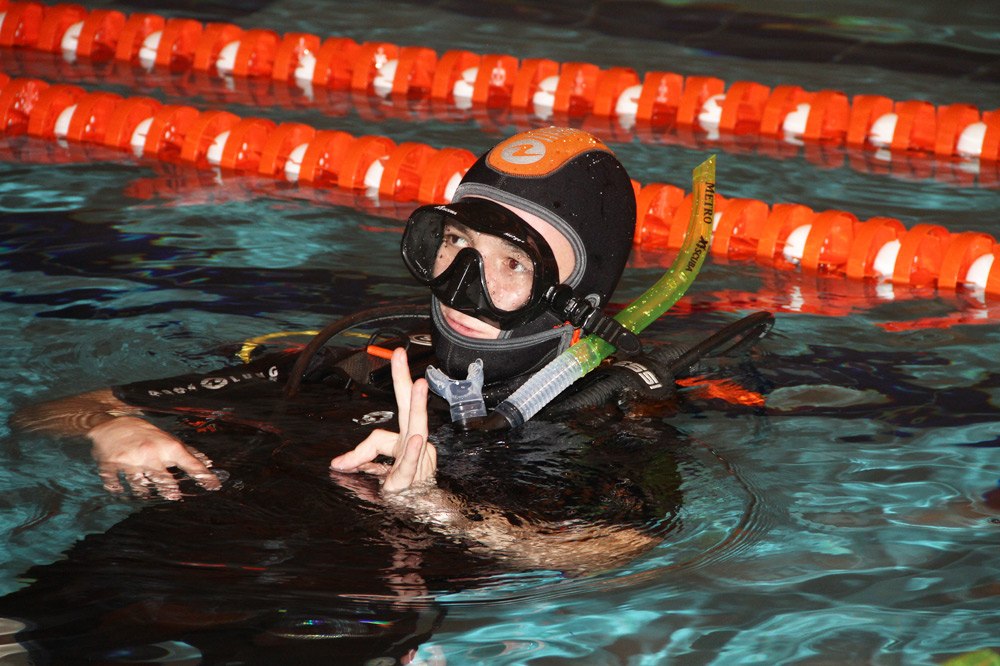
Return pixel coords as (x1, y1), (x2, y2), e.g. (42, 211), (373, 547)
(406, 379), (430, 443)
(391, 347), (414, 434)
(382, 433), (429, 493)
(330, 428), (399, 472)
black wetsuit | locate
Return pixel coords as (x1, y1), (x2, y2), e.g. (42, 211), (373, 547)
(1, 314), (692, 664)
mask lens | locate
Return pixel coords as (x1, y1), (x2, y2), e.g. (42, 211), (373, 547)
(435, 221), (535, 312)
(401, 200), (559, 328)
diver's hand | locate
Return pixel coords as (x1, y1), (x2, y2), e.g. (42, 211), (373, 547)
(87, 416), (221, 500)
(330, 347), (436, 493)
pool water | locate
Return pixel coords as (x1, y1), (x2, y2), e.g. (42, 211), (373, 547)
(1, 0), (999, 664)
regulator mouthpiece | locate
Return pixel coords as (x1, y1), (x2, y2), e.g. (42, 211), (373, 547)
(426, 359), (487, 424)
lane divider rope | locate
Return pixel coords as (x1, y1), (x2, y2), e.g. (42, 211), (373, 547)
(0, 0), (997, 166)
(3, 73), (998, 301)
(1, 44), (994, 191)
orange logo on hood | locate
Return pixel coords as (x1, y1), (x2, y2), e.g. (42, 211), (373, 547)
(488, 127), (611, 176)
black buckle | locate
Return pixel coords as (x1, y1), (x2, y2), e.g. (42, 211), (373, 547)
(545, 285), (641, 355)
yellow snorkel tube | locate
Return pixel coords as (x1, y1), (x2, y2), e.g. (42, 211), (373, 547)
(477, 154), (717, 430)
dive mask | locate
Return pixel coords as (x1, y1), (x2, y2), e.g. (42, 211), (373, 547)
(401, 198), (561, 330)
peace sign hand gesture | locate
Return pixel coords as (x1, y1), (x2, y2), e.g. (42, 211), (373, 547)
(330, 347), (437, 493)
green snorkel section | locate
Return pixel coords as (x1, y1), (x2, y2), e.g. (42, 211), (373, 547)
(481, 154), (717, 430)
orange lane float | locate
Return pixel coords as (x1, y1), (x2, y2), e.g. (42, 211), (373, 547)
(4, 74), (993, 303)
(0, 1), (996, 165)
(1, 35), (995, 188)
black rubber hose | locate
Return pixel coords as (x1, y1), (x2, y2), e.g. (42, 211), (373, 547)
(548, 343), (687, 414)
(662, 310), (774, 377)
(284, 303), (429, 397)
(548, 311), (774, 414)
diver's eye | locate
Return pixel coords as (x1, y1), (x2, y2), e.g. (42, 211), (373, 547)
(505, 256), (529, 273)
(441, 224), (472, 249)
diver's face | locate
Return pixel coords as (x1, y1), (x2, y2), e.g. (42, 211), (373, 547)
(435, 200), (575, 340)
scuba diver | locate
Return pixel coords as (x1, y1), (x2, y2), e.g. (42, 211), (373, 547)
(5, 127), (772, 663)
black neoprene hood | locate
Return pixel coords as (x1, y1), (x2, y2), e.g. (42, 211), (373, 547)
(453, 127), (636, 307)
(429, 127), (638, 385)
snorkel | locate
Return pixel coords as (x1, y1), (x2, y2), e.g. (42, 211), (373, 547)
(437, 154), (717, 431)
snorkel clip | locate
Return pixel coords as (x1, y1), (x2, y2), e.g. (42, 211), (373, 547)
(545, 284), (642, 355)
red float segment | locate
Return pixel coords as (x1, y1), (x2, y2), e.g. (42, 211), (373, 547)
(937, 231), (996, 290)
(981, 109), (1000, 163)
(802, 90), (849, 142)
(471, 54), (518, 108)
(711, 198), (769, 259)
(416, 147), (475, 203)
(846, 94), (894, 147)
(297, 130), (354, 185)
(634, 182), (685, 249)
(890, 100), (936, 152)
(430, 49), (479, 101)
(257, 121), (315, 177)
(154, 18), (203, 70)
(800, 210), (857, 272)
(635, 71), (683, 124)
(191, 22), (242, 72)
(74, 9), (124, 60)
(63, 91), (121, 142)
(272, 33), (320, 83)
(25, 83), (83, 137)
(336, 134), (395, 189)
(591, 67), (638, 118)
(35, 3), (86, 52)
(140, 104), (200, 161)
(891, 223), (951, 286)
(629, 178), (642, 204)
(350, 42), (400, 93)
(216, 117), (276, 170)
(718, 81), (770, 133)
(311, 37), (359, 88)
(0, 77), (49, 134)
(391, 46), (437, 98)
(985, 247), (1000, 296)
(845, 216), (905, 279)
(7, 1), (995, 169)
(378, 142), (437, 200)
(0, 73), (10, 90)
(510, 58), (559, 110)
(232, 29), (278, 78)
(676, 75), (724, 127)
(933, 103), (980, 156)
(178, 108), (238, 163)
(102, 95), (160, 149)
(0, 2), (43, 47)
(759, 85), (811, 136)
(113, 12), (164, 64)
(553, 62), (600, 117)
(756, 203), (814, 264)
